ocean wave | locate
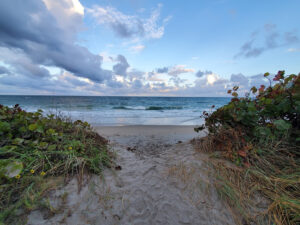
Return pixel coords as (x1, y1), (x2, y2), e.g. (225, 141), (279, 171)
(112, 106), (146, 110)
(145, 106), (183, 110)
(112, 106), (183, 110)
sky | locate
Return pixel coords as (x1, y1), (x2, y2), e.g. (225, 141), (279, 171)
(0, 0), (299, 96)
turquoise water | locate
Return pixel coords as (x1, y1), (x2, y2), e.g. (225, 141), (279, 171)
(0, 96), (230, 126)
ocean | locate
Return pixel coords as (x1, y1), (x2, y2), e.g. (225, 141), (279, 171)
(0, 96), (230, 126)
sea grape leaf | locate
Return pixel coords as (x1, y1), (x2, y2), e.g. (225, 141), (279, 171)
(28, 124), (37, 131)
(274, 119), (291, 131)
(0, 121), (10, 132)
(36, 125), (44, 133)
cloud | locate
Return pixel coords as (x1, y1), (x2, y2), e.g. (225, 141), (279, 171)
(288, 48), (300, 52)
(129, 44), (145, 53)
(169, 76), (187, 87)
(195, 70), (212, 78)
(0, 66), (11, 75)
(87, 4), (169, 40)
(0, 0), (112, 83)
(106, 79), (124, 88)
(127, 69), (145, 81)
(168, 65), (194, 76)
(156, 67), (168, 73)
(235, 24), (299, 58)
(132, 79), (143, 89)
(249, 74), (270, 88)
(230, 73), (249, 88)
(113, 55), (130, 76)
(42, 0), (84, 36)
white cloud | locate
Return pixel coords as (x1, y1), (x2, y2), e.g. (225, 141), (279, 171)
(206, 74), (217, 85)
(87, 4), (169, 40)
(43, 0), (84, 37)
(168, 65), (195, 76)
(129, 44), (145, 53)
(288, 48), (300, 52)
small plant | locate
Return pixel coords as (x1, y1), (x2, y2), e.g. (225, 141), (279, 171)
(0, 105), (112, 223)
(194, 71), (300, 224)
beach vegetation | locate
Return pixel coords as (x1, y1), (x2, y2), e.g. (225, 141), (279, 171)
(194, 71), (300, 224)
(0, 104), (112, 224)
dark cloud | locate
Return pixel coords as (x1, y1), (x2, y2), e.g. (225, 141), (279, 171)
(169, 77), (187, 87)
(156, 67), (168, 73)
(132, 79), (143, 89)
(111, 19), (144, 38)
(235, 24), (299, 58)
(0, 66), (11, 75)
(106, 80), (124, 88)
(0, 0), (112, 83)
(195, 70), (212, 78)
(113, 55), (130, 76)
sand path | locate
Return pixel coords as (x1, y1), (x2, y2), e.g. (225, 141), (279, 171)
(27, 126), (235, 225)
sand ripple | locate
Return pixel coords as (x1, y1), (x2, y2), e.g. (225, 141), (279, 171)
(27, 130), (235, 225)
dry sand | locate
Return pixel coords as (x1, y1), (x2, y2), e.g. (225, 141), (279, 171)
(27, 126), (236, 225)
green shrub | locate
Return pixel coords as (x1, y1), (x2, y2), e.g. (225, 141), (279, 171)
(0, 104), (112, 223)
(195, 71), (299, 164)
(194, 71), (300, 224)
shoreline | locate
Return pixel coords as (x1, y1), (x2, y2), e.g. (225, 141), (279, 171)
(94, 125), (203, 148)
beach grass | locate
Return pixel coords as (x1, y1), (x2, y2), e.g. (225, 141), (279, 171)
(0, 104), (113, 224)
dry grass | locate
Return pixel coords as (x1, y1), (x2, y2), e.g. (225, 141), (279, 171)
(167, 162), (196, 184)
(192, 134), (300, 225)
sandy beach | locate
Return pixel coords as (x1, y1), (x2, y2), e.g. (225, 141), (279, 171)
(27, 125), (235, 225)
(96, 125), (202, 157)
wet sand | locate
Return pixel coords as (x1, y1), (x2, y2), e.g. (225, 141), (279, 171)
(27, 126), (235, 225)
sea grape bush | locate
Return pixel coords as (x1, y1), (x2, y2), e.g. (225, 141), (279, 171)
(195, 71), (300, 163)
(0, 105), (111, 223)
(0, 104), (110, 179)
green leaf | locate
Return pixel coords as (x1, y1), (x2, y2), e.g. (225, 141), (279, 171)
(233, 86), (239, 91)
(0, 121), (10, 132)
(36, 125), (44, 133)
(232, 92), (238, 97)
(48, 144), (57, 151)
(274, 119), (291, 131)
(39, 142), (48, 149)
(46, 128), (56, 135)
(264, 99), (272, 105)
(12, 138), (24, 145)
(28, 124), (37, 131)
(251, 86), (257, 94)
(256, 127), (272, 137)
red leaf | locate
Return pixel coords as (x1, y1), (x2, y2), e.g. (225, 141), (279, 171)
(244, 162), (251, 168)
(238, 150), (247, 158)
(259, 85), (265, 92)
